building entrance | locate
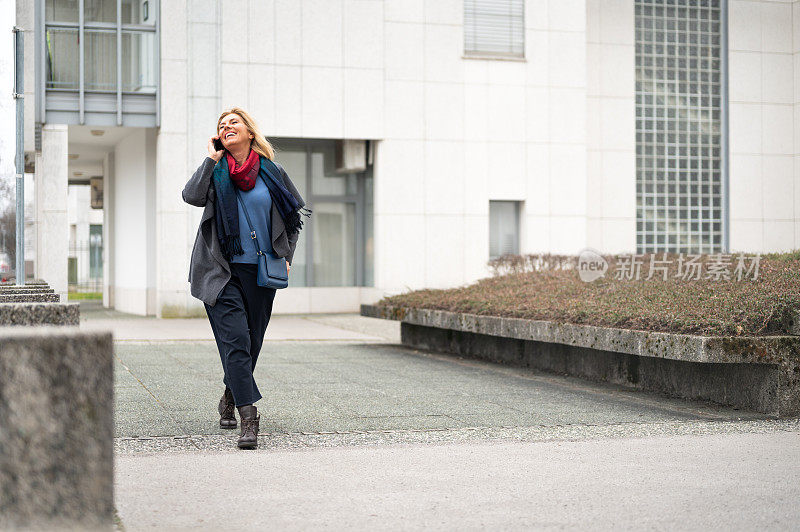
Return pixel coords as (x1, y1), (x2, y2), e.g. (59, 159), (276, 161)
(271, 138), (374, 288)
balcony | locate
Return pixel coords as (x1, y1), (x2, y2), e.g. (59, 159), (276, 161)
(37, 0), (159, 127)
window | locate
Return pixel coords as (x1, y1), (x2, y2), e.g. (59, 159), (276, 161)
(271, 139), (374, 287)
(635, 0), (723, 253)
(464, 0), (525, 58)
(45, 0), (158, 94)
(89, 225), (103, 281)
(489, 201), (520, 259)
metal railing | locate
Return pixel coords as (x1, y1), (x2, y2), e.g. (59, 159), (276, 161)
(68, 240), (103, 293)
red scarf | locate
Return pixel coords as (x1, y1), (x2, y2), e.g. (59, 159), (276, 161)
(226, 150), (260, 191)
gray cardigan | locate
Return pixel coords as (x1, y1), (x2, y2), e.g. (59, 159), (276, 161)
(182, 156), (303, 306)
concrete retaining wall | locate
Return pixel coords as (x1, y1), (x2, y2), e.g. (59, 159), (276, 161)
(0, 328), (114, 529)
(363, 305), (800, 417)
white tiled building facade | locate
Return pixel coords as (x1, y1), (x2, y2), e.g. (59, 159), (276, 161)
(727, 1), (799, 251)
(8, 0), (800, 315)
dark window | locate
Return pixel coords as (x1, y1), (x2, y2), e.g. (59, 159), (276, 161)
(489, 201), (520, 259)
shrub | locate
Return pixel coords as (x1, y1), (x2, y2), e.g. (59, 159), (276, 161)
(380, 251), (800, 337)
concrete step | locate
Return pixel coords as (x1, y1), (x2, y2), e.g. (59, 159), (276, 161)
(0, 287), (55, 294)
(0, 293), (60, 303)
(0, 280), (49, 286)
(0, 303), (79, 326)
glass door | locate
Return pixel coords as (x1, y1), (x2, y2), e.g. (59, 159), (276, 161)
(271, 138), (371, 287)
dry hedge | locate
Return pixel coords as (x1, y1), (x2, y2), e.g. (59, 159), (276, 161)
(379, 252), (800, 336)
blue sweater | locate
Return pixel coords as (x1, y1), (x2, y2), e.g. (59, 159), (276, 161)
(231, 177), (278, 264)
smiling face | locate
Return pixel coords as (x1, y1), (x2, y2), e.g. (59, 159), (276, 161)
(217, 113), (254, 151)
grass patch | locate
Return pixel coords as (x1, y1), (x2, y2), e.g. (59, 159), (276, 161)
(379, 251), (800, 337)
(160, 303), (207, 318)
(68, 291), (102, 301)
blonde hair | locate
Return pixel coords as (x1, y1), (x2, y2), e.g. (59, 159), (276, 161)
(217, 107), (275, 160)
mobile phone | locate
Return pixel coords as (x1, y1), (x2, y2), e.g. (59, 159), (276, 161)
(213, 137), (224, 152)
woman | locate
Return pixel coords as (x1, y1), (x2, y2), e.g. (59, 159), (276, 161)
(182, 107), (307, 449)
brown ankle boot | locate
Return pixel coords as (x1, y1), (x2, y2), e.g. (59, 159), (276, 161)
(237, 404), (259, 449)
(218, 388), (236, 429)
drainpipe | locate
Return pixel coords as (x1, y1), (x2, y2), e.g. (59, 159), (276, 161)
(13, 26), (25, 285)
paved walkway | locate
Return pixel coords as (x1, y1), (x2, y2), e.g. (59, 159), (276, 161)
(79, 300), (400, 343)
(117, 431), (800, 530)
(86, 301), (800, 530)
(112, 339), (767, 442)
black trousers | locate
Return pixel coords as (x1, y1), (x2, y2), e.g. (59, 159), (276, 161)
(205, 263), (277, 407)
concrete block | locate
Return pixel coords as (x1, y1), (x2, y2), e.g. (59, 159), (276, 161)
(0, 303), (80, 326)
(0, 328), (114, 529)
(359, 304), (380, 319)
(433, 310), (460, 331)
(0, 287), (55, 294)
(0, 294), (60, 303)
(459, 313), (481, 334)
(501, 317), (529, 339)
(477, 316), (503, 337)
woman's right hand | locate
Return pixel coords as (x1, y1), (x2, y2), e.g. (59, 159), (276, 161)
(208, 136), (224, 161)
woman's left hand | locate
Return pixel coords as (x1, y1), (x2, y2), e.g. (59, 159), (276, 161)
(286, 262), (291, 274)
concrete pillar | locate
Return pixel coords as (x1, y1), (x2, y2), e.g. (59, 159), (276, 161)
(110, 128), (156, 316)
(73, 186), (91, 285)
(155, 132), (193, 317)
(35, 124), (68, 300)
(156, 0), (198, 317)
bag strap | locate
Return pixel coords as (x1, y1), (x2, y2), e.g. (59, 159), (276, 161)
(234, 191), (266, 257)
